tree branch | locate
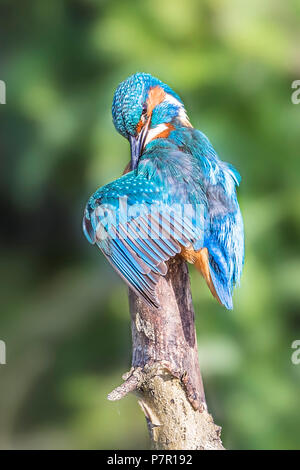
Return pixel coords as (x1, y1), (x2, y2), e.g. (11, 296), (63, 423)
(108, 255), (224, 450)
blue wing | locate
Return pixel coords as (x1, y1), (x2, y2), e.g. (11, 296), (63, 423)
(189, 130), (245, 309)
(83, 150), (207, 308)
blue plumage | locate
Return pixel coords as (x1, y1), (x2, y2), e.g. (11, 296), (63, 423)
(83, 73), (244, 309)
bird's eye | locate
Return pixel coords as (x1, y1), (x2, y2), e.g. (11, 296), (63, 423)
(142, 104), (147, 116)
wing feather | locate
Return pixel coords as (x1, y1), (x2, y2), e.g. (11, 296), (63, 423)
(83, 153), (207, 309)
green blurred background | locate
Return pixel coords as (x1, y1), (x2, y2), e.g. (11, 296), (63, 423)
(0, 0), (299, 450)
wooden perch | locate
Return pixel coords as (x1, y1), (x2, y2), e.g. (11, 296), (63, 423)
(108, 255), (224, 450)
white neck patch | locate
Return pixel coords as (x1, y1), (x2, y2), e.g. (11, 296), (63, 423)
(144, 123), (168, 146)
(164, 93), (191, 127)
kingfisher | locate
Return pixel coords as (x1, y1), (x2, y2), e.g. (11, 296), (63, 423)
(83, 73), (244, 310)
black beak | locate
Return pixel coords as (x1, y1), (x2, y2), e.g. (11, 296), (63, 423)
(129, 121), (150, 171)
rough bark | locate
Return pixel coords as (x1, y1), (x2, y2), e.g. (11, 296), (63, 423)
(108, 255), (224, 450)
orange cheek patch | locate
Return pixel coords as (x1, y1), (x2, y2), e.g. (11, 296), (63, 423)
(135, 86), (166, 135)
(147, 86), (166, 114)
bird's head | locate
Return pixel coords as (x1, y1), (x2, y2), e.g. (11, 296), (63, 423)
(112, 72), (191, 170)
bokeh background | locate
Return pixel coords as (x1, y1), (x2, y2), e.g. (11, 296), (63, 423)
(0, 0), (299, 450)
